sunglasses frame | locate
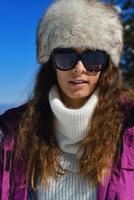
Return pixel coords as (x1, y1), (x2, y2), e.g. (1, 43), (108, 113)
(52, 47), (109, 72)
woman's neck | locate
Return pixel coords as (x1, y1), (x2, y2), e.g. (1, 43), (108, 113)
(49, 85), (99, 154)
(57, 86), (97, 109)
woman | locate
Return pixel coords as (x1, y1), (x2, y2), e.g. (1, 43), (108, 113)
(0, 0), (134, 199)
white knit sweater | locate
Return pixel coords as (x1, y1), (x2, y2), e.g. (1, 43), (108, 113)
(37, 85), (99, 200)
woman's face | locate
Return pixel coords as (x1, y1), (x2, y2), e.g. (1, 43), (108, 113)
(56, 48), (101, 108)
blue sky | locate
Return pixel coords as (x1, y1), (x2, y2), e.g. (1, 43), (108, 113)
(0, 0), (52, 104)
(0, 0), (133, 105)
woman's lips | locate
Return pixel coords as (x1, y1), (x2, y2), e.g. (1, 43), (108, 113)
(68, 80), (88, 90)
(69, 80), (88, 85)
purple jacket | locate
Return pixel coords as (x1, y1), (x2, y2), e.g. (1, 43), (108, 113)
(0, 102), (134, 200)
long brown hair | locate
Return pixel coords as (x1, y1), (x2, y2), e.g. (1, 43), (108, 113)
(16, 58), (133, 189)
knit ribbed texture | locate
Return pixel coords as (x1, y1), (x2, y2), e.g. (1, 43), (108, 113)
(37, 85), (99, 200)
(37, 151), (97, 200)
(49, 85), (99, 154)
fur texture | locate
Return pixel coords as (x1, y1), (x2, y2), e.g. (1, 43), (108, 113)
(36, 0), (123, 67)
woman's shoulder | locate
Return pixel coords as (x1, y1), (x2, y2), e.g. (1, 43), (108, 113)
(119, 94), (134, 125)
(121, 100), (134, 149)
(123, 98), (134, 123)
(0, 103), (27, 138)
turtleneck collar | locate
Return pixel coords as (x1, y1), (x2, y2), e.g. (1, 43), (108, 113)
(49, 85), (99, 154)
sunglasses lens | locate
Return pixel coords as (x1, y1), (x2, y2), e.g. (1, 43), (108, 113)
(82, 50), (108, 72)
(53, 48), (108, 72)
(53, 49), (77, 70)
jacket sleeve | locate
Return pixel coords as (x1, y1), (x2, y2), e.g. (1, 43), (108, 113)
(0, 104), (28, 199)
(116, 113), (134, 200)
(0, 111), (10, 199)
(0, 128), (4, 198)
(105, 103), (134, 200)
(0, 114), (15, 200)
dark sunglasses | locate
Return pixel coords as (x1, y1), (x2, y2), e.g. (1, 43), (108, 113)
(52, 48), (109, 72)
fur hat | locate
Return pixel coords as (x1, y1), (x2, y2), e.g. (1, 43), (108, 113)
(36, 0), (124, 67)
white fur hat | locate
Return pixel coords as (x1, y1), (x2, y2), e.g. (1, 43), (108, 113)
(37, 0), (124, 67)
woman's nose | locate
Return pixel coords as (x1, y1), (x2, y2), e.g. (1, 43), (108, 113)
(72, 60), (86, 74)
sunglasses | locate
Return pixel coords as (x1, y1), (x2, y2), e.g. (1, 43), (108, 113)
(52, 48), (109, 72)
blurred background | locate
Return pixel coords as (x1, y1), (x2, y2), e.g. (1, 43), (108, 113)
(0, 0), (134, 113)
